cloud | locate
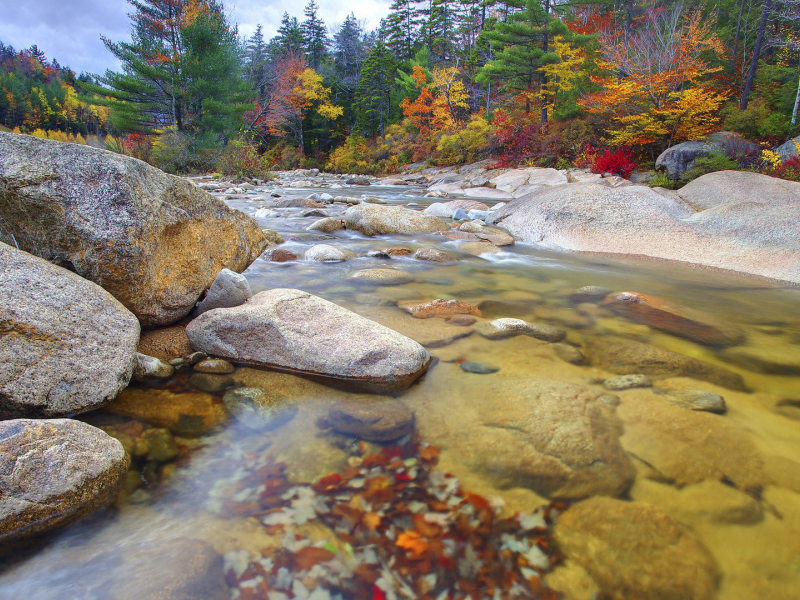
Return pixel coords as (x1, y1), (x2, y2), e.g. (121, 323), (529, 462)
(1, 0), (393, 75)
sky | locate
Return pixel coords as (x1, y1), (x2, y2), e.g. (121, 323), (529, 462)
(1, 0), (393, 76)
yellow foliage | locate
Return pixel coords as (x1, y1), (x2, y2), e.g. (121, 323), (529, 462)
(762, 149), (782, 168)
(539, 35), (585, 109)
(294, 68), (343, 120)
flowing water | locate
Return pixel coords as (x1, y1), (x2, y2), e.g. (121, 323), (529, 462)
(2, 176), (800, 600)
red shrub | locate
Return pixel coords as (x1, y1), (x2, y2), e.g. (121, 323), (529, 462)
(774, 156), (800, 182)
(590, 147), (637, 179)
(490, 108), (544, 168)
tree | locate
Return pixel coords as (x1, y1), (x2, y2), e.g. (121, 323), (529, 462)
(477, 0), (560, 122)
(301, 0), (328, 70)
(581, 8), (729, 149)
(386, 0), (420, 60)
(355, 40), (396, 136)
(274, 13), (305, 57)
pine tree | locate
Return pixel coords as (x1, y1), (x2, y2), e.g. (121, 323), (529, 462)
(301, 0), (328, 70)
(477, 0), (560, 121)
(386, 0), (420, 60)
(355, 40), (396, 136)
(274, 13), (305, 57)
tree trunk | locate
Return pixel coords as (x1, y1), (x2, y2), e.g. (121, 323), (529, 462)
(741, 0), (773, 110)
(792, 68), (800, 127)
(732, 0), (747, 68)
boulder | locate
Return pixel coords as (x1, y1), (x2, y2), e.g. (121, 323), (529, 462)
(602, 291), (744, 346)
(414, 248), (457, 263)
(324, 399), (414, 441)
(0, 419), (130, 542)
(463, 187), (513, 200)
(442, 379), (635, 498)
(584, 337), (746, 391)
(195, 268), (252, 316)
(554, 497), (721, 600)
(132, 353), (174, 381)
(655, 132), (758, 179)
(775, 134), (800, 162)
(443, 199), (491, 212)
(185, 289), (432, 393)
(137, 325), (192, 361)
(345, 204), (449, 236)
(263, 248), (298, 262)
(0, 243), (139, 418)
(423, 203), (455, 218)
(345, 176), (371, 185)
(306, 217), (344, 233)
(304, 244), (355, 262)
(652, 388), (727, 413)
(489, 175), (800, 284)
(0, 132), (267, 326)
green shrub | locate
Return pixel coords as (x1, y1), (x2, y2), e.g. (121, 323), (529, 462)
(681, 152), (741, 183)
(213, 140), (273, 180)
(151, 132), (195, 174)
(649, 171), (680, 189)
(435, 115), (492, 166)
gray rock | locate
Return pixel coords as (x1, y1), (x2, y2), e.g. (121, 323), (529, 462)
(133, 353), (175, 381)
(325, 400), (414, 441)
(603, 374), (652, 391)
(570, 286), (613, 303)
(0, 243), (139, 418)
(0, 419), (130, 542)
(585, 337), (746, 391)
(490, 175), (800, 284)
(307, 217), (344, 233)
(345, 203), (449, 236)
(346, 176), (371, 185)
(301, 208), (329, 218)
(304, 244), (355, 262)
(423, 203), (455, 218)
(467, 209), (490, 220)
(460, 362), (500, 374)
(195, 268), (252, 316)
(186, 289), (432, 393)
(656, 132), (758, 179)
(452, 208), (469, 220)
(254, 208), (279, 218)
(223, 387), (298, 431)
(555, 497), (721, 600)
(653, 389), (727, 414)
(475, 318), (566, 342)
(0, 132), (267, 326)
(776, 135), (800, 161)
(188, 373), (234, 393)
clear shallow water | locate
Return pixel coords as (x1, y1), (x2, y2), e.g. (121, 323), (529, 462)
(2, 178), (800, 599)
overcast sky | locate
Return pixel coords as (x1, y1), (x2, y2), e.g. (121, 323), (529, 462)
(1, 0), (392, 75)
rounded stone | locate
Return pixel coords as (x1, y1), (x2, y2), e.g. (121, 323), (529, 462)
(188, 373), (234, 393)
(603, 374), (652, 391)
(325, 400), (414, 441)
(194, 359), (235, 374)
(222, 387), (298, 431)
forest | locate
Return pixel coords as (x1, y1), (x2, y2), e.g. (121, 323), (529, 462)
(1, 0), (799, 183)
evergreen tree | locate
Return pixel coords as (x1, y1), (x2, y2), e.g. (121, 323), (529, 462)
(477, 0), (562, 121)
(386, 0), (420, 60)
(274, 13), (305, 57)
(355, 40), (396, 136)
(301, 0), (328, 70)
(245, 24), (268, 99)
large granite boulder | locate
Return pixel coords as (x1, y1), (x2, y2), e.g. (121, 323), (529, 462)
(555, 497), (721, 600)
(345, 203), (449, 236)
(488, 174), (800, 284)
(0, 242), (139, 418)
(0, 419), (130, 542)
(655, 131), (758, 179)
(0, 132), (268, 326)
(428, 379), (635, 499)
(186, 289), (432, 393)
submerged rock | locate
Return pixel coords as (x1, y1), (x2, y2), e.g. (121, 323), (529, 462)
(720, 345), (800, 374)
(460, 362), (500, 374)
(452, 379), (635, 499)
(325, 399), (414, 441)
(223, 387), (298, 431)
(399, 299), (482, 319)
(304, 244), (356, 262)
(602, 291), (743, 347)
(185, 289), (432, 393)
(475, 318), (566, 342)
(132, 353), (174, 381)
(584, 337), (747, 391)
(555, 497), (721, 600)
(653, 388), (727, 414)
(0, 419), (129, 542)
(0, 132), (267, 326)
(414, 247), (457, 262)
(349, 268), (415, 285)
(104, 387), (226, 435)
(195, 268), (252, 316)
(0, 242), (139, 418)
(345, 203), (449, 236)
(603, 374), (651, 391)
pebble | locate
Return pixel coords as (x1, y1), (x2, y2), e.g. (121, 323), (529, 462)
(447, 314), (478, 326)
(553, 343), (585, 365)
(186, 352), (207, 365)
(460, 362), (500, 374)
(194, 359), (235, 374)
(603, 374), (652, 391)
(475, 318), (566, 342)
